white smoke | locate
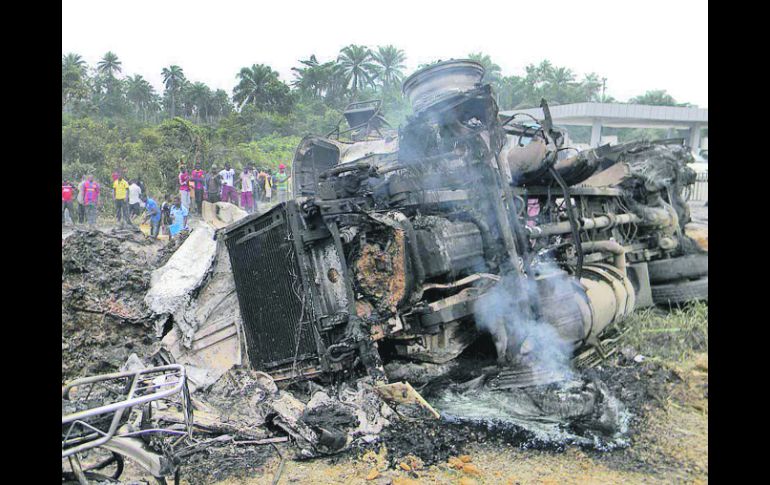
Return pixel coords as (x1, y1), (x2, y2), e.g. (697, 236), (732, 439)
(473, 267), (576, 379)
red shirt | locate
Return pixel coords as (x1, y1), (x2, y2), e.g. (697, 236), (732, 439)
(83, 181), (100, 204)
(62, 184), (74, 202)
(179, 172), (190, 191)
(191, 169), (205, 189)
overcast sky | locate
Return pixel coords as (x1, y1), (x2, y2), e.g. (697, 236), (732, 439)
(62, 0), (708, 107)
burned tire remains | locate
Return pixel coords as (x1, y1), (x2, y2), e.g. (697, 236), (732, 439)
(648, 253), (708, 284)
(651, 277), (709, 305)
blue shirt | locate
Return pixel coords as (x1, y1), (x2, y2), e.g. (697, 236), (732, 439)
(169, 205), (188, 236)
(145, 198), (161, 223)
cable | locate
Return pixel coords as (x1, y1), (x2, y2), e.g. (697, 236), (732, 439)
(549, 166), (583, 279)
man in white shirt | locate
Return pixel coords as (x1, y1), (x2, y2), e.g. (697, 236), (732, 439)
(76, 175), (87, 224)
(219, 162), (237, 204)
(128, 180), (142, 218)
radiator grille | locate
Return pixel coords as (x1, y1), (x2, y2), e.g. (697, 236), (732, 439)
(224, 203), (318, 369)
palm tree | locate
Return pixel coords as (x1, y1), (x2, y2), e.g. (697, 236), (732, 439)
(337, 45), (378, 95)
(468, 52), (502, 84)
(630, 90), (682, 106)
(146, 92), (163, 122)
(497, 75), (526, 110)
(161, 65), (185, 117)
(96, 52), (123, 110)
(188, 82), (212, 122)
(125, 75), (155, 121)
(210, 89), (233, 120)
(233, 64), (288, 111)
(292, 55), (347, 101)
(292, 55), (324, 97)
(546, 66), (576, 103)
(372, 45), (406, 89)
(97, 51), (122, 78)
(62, 53), (90, 109)
(548, 67), (575, 86)
(580, 73), (604, 102)
(63, 53), (87, 76)
(178, 79), (195, 118)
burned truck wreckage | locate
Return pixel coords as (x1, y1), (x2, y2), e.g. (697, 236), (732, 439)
(63, 60), (707, 483)
(223, 60), (705, 383)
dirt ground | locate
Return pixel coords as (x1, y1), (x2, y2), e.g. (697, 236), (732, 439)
(63, 209), (708, 485)
(198, 304), (708, 485)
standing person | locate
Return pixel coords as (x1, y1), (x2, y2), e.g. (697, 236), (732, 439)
(178, 163), (191, 210)
(136, 178), (146, 196)
(140, 194), (161, 239)
(62, 179), (75, 225)
(240, 166), (254, 213)
(254, 166), (264, 203)
(113, 174), (130, 225)
(260, 168), (272, 202)
(191, 163), (206, 214)
(274, 163), (291, 203)
(168, 195), (189, 237)
(250, 164), (259, 209)
(83, 175), (101, 227)
(128, 179), (142, 219)
(205, 165), (221, 203)
(219, 163), (237, 204)
(160, 194), (172, 236)
(76, 175), (87, 224)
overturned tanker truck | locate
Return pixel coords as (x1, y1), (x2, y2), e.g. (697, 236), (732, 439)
(222, 60), (706, 383)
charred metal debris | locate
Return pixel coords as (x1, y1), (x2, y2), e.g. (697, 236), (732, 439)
(223, 59), (704, 383)
(63, 60), (707, 483)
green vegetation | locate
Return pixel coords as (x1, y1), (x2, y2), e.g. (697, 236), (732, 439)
(62, 47), (693, 197)
(621, 302), (708, 362)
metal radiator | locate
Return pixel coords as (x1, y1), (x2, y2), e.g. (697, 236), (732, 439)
(223, 202), (320, 370)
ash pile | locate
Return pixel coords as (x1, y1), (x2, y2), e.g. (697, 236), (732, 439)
(61, 227), (189, 382)
(62, 61), (706, 484)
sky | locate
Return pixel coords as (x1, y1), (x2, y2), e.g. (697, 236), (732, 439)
(62, 0), (708, 107)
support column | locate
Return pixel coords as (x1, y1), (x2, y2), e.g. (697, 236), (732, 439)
(689, 124), (702, 151)
(590, 118), (603, 147)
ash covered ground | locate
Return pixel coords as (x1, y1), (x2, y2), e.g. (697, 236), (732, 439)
(61, 219), (707, 484)
(61, 227), (189, 382)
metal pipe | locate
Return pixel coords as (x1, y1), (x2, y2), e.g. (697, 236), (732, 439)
(581, 240), (627, 276)
(528, 213), (641, 239)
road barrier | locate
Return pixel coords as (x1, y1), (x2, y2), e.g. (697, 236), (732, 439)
(687, 172), (708, 202)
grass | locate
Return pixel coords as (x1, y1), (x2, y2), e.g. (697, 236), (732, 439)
(619, 301), (708, 363)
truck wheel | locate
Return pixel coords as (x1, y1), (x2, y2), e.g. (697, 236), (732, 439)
(651, 277), (708, 305)
(647, 254), (708, 284)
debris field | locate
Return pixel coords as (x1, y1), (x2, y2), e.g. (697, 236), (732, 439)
(62, 59), (707, 485)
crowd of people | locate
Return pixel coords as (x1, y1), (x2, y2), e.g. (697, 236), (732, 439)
(195, 162), (292, 211)
(62, 161), (292, 239)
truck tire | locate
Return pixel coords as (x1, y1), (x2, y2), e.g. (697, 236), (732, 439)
(651, 277), (708, 305)
(647, 254), (708, 284)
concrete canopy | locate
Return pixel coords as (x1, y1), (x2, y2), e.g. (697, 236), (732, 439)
(500, 102), (708, 148)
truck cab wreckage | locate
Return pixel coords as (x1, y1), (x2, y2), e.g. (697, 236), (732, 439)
(62, 60), (707, 482)
(221, 60), (706, 385)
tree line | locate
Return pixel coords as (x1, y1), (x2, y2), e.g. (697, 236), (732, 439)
(62, 45), (693, 198)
